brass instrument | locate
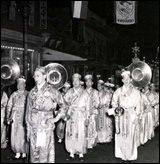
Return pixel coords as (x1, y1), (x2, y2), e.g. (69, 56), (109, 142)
(128, 61), (152, 88)
(45, 63), (68, 89)
(1, 57), (20, 86)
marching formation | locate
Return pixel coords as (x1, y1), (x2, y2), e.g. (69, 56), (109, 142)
(1, 66), (159, 163)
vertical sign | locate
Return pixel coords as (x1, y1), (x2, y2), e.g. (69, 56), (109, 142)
(114, 1), (137, 25)
(40, 1), (47, 29)
(9, 1), (16, 21)
(29, 1), (34, 26)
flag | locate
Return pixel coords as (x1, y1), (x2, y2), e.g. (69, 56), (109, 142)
(114, 1), (137, 25)
(40, 1), (47, 29)
(72, 1), (88, 19)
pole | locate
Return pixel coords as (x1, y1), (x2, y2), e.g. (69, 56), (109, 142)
(23, 3), (28, 79)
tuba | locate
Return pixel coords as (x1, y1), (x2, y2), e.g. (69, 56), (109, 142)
(1, 58), (20, 87)
(128, 61), (152, 88)
(45, 63), (68, 89)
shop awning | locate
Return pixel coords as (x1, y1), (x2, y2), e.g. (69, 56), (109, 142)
(42, 47), (87, 61)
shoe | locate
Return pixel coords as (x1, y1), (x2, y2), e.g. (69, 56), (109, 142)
(79, 157), (84, 161)
(11, 157), (21, 160)
(88, 148), (92, 152)
(66, 156), (75, 161)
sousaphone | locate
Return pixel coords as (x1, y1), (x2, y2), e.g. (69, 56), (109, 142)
(1, 57), (20, 87)
(128, 61), (152, 88)
(45, 63), (68, 89)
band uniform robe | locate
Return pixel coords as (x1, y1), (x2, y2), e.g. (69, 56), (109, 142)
(144, 91), (156, 139)
(1, 92), (8, 148)
(64, 87), (88, 155)
(84, 87), (100, 149)
(147, 91), (159, 128)
(25, 83), (67, 163)
(97, 90), (113, 143)
(111, 85), (141, 161)
(139, 92), (150, 145)
(7, 90), (28, 153)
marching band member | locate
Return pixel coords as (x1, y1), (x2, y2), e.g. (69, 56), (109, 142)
(97, 81), (113, 143)
(6, 76), (28, 159)
(108, 71), (141, 163)
(84, 75), (100, 150)
(80, 80), (85, 89)
(25, 66), (67, 163)
(143, 85), (155, 140)
(1, 91), (8, 149)
(57, 82), (71, 143)
(64, 73), (88, 161)
(139, 88), (150, 145)
(61, 81), (71, 96)
(149, 83), (159, 128)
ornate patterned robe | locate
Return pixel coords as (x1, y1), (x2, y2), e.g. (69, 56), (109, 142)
(111, 85), (141, 161)
(139, 92), (150, 145)
(146, 91), (159, 128)
(26, 83), (67, 163)
(97, 90), (113, 143)
(64, 87), (88, 155)
(1, 92), (8, 148)
(84, 87), (100, 149)
(7, 90), (28, 153)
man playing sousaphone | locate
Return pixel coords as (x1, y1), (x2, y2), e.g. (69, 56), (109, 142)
(107, 71), (141, 163)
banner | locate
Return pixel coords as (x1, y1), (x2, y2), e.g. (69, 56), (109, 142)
(114, 1), (137, 25)
(72, 1), (88, 19)
(29, 1), (34, 26)
(40, 1), (47, 29)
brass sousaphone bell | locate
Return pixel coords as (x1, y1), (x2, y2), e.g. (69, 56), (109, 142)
(1, 58), (20, 86)
(128, 61), (152, 88)
(45, 63), (68, 89)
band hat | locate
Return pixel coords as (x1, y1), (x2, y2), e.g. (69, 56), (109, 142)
(17, 76), (26, 83)
(104, 82), (110, 87)
(80, 81), (84, 85)
(98, 80), (104, 85)
(63, 82), (71, 88)
(121, 71), (130, 77)
(72, 73), (81, 79)
(85, 74), (93, 81)
(35, 66), (46, 75)
(104, 82), (115, 88)
(150, 83), (155, 87)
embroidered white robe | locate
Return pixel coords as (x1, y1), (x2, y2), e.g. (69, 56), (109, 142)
(25, 83), (67, 163)
(7, 90), (28, 153)
(64, 87), (87, 155)
(1, 92), (8, 148)
(111, 85), (141, 161)
(97, 90), (113, 143)
(84, 87), (100, 149)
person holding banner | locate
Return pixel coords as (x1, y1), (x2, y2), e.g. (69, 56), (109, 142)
(6, 76), (28, 159)
(108, 71), (141, 163)
(25, 66), (67, 163)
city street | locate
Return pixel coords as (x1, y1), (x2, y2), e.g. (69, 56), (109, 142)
(1, 127), (159, 163)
